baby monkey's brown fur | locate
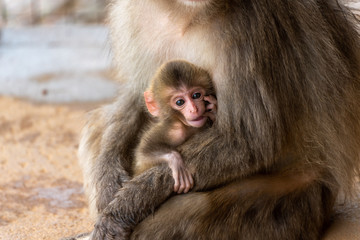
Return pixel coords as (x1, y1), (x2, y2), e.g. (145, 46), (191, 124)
(134, 60), (217, 194)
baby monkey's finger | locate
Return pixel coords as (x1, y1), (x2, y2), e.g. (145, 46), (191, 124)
(183, 170), (192, 193)
(204, 95), (217, 105)
(188, 171), (194, 189)
(206, 103), (216, 111)
(173, 170), (180, 192)
(177, 172), (186, 194)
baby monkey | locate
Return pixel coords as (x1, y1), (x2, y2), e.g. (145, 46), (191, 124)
(134, 60), (217, 194)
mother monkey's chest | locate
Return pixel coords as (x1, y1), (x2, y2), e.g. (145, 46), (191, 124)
(130, 5), (222, 84)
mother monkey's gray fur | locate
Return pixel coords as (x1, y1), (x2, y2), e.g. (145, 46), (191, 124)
(78, 0), (360, 239)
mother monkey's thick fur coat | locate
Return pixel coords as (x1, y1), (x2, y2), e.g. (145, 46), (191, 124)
(79, 0), (360, 239)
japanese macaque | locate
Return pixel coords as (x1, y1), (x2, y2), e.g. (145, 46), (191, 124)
(134, 60), (217, 194)
(77, 0), (360, 239)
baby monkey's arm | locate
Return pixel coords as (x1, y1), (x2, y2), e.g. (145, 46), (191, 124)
(204, 95), (217, 122)
(162, 151), (194, 194)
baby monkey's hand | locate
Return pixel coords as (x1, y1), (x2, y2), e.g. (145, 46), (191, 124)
(204, 95), (217, 122)
(164, 151), (194, 194)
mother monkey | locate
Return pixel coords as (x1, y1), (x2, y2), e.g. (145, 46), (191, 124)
(79, 0), (360, 239)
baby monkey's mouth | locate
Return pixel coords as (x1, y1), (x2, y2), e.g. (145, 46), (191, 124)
(192, 116), (205, 121)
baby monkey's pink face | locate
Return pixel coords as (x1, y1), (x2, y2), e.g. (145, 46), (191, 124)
(169, 86), (208, 128)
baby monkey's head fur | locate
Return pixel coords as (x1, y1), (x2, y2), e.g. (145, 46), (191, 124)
(148, 60), (214, 118)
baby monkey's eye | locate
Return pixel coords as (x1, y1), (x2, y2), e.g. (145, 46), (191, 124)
(176, 99), (185, 106)
(192, 92), (201, 99)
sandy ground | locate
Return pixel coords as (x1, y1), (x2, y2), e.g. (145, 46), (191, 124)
(0, 96), (94, 240)
(0, 95), (360, 240)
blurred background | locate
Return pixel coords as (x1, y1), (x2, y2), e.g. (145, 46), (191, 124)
(0, 0), (117, 103)
(0, 0), (108, 26)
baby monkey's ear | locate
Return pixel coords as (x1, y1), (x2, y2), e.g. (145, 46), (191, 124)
(144, 91), (160, 117)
